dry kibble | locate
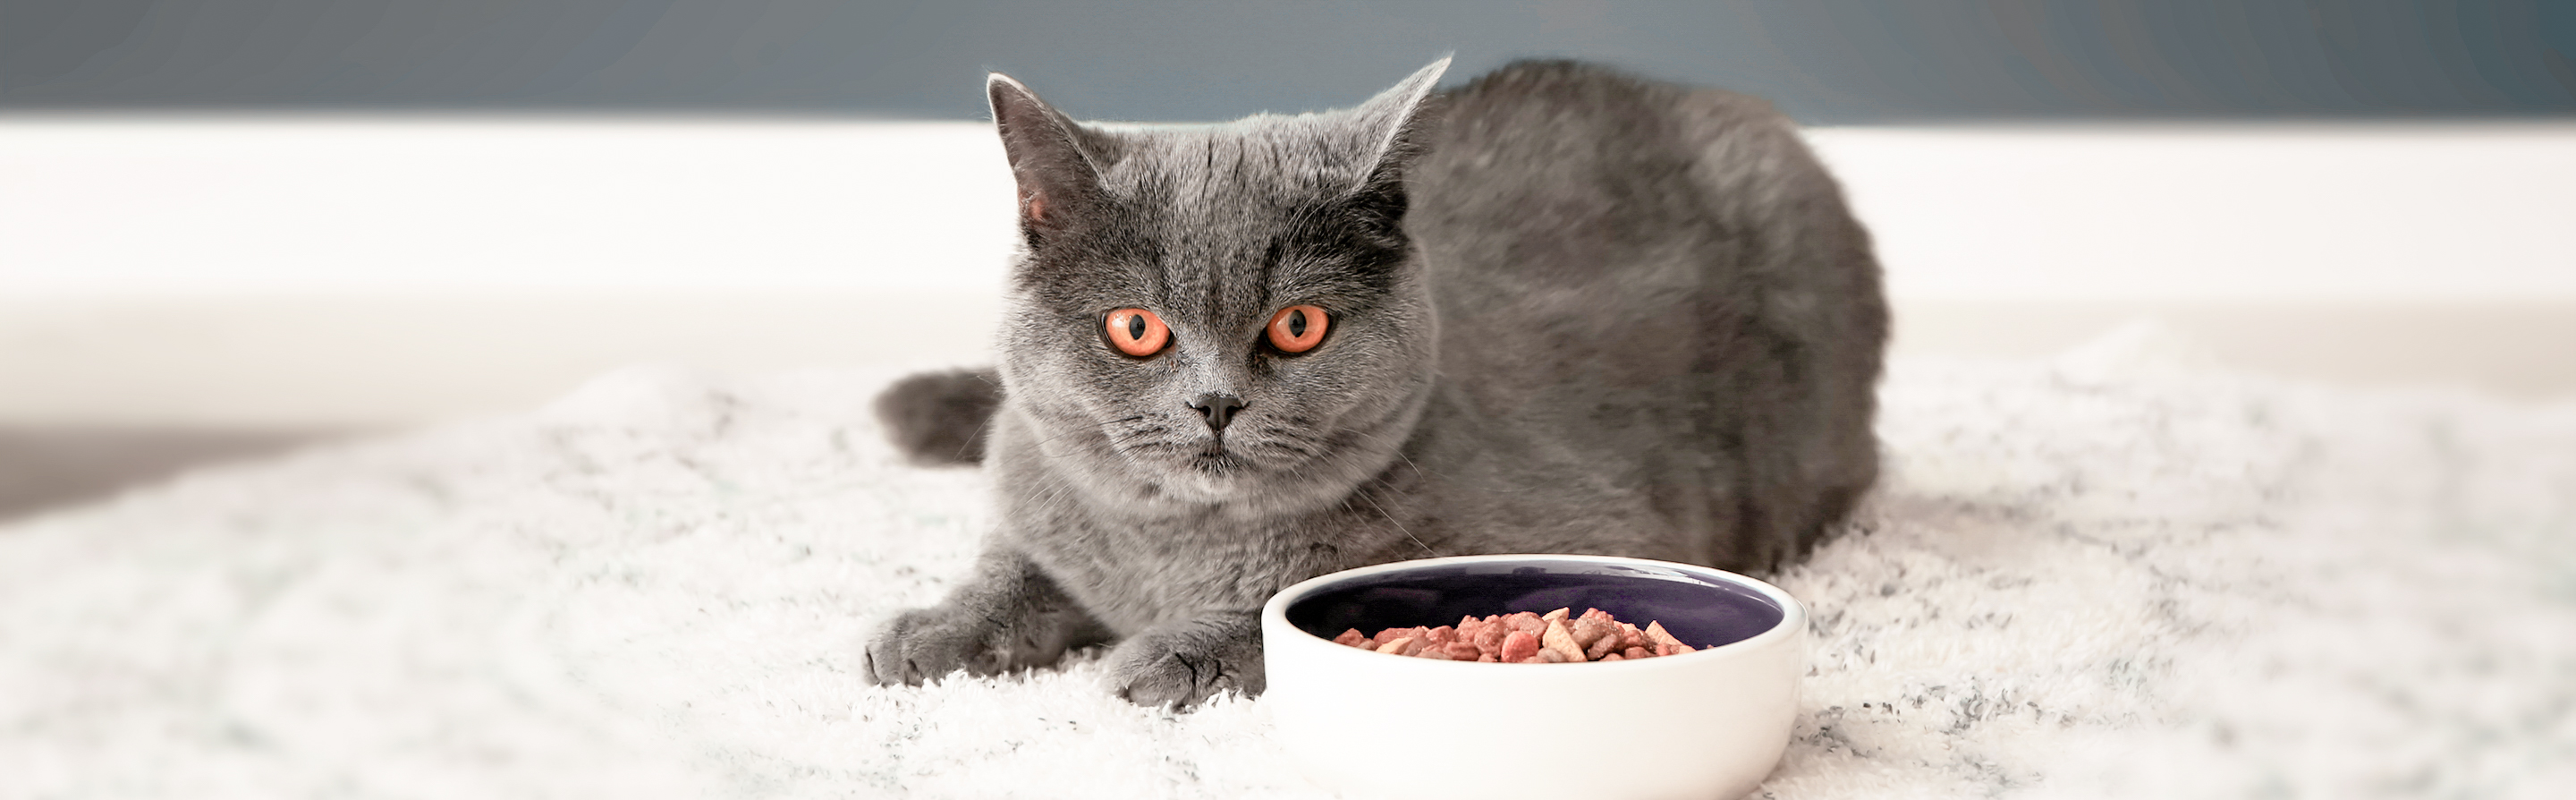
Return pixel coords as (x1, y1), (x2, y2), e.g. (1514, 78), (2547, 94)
(1583, 632), (1621, 660)
(1643, 621), (1684, 649)
(1540, 619), (1587, 663)
(1332, 609), (1699, 663)
(1569, 617), (1614, 649)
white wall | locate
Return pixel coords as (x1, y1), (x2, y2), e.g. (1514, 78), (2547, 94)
(3, 117), (2571, 428)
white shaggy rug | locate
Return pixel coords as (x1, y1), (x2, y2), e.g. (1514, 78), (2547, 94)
(5, 336), (2572, 798)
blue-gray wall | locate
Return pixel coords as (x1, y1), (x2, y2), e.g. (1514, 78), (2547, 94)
(5, 0), (2571, 123)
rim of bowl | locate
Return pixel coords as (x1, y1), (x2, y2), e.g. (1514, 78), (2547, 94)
(1261, 553), (1808, 668)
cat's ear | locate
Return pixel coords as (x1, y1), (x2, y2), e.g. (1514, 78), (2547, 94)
(1336, 57), (1449, 244)
(1345, 56), (1450, 193)
(987, 73), (1112, 237)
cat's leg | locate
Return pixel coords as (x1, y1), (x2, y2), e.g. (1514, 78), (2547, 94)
(863, 547), (1111, 686)
(1102, 611), (1265, 710)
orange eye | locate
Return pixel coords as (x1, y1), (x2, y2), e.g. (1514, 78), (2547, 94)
(1267, 305), (1329, 353)
(1105, 308), (1170, 357)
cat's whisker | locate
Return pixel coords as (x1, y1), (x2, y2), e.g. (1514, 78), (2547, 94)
(1026, 414), (1117, 459)
(1353, 489), (1441, 558)
(1103, 426), (1170, 445)
(951, 404), (1002, 463)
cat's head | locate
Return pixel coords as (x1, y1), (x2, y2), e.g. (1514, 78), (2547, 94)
(987, 59), (1450, 514)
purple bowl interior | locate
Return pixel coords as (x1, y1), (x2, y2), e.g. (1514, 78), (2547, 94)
(1284, 558), (1786, 651)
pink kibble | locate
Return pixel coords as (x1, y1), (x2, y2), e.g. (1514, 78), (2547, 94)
(1344, 611), (1691, 664)
(1643, 621), (1685, 649)
(1584, 632), (1621, 660)
(1570, 617), (1614, 649)
(1616, 624), (1646, 651)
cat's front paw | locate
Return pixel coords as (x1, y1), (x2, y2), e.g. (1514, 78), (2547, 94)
(863, 606), (1012, 686)
(1104, 613), (1266, 710)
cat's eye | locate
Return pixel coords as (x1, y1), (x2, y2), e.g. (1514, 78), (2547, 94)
(1267, 305), (1330, 353)
(1105, 308), (1171, 357)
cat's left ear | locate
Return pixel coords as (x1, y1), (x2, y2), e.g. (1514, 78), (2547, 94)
(1345, 56), (1450, 193)
(987, 72), (1114, 239)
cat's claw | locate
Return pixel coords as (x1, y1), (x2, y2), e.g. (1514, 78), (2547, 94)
(864, 600), (1109, 686)
(863, 607), (1008, 686)
(1103, 615), (1266, 710)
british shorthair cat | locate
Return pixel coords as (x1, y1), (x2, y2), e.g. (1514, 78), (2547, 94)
(864, 57), (1886, 709)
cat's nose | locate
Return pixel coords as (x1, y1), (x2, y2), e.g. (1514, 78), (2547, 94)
(1187, 394), (1246, 432)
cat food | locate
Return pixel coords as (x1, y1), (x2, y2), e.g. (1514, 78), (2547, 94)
(1328, 607), (1697, 663)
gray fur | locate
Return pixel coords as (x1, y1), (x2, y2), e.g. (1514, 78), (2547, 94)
(872, 368), (1002, 465)
(864, 58), (1887, 708)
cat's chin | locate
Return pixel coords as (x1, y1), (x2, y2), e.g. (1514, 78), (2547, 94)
(1138, 450), (1267, 504)
(1188, 450), (1252, 474)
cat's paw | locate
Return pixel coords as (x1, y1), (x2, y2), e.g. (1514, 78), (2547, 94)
(1103, 614), (1266, 710)
(863, 602), (1108, 686)
(862, 606), (1012, 686)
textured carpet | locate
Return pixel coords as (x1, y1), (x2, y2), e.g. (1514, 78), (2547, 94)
(5, 341), (2572, 798)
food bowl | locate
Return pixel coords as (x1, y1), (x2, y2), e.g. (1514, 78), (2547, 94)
(1261, 554), (1806, 800)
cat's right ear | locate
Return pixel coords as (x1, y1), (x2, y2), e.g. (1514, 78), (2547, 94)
(987, 73), (1107, 238)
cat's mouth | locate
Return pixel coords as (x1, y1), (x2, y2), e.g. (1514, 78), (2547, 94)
(1188, 441), (1252, 474)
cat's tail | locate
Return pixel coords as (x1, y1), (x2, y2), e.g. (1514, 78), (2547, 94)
(872, 368), (1003, 466)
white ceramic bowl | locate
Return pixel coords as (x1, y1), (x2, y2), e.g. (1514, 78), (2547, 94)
(1262, 554), (1807, 800)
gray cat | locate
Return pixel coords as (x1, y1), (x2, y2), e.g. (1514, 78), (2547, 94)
(862, 58), (1886, 709)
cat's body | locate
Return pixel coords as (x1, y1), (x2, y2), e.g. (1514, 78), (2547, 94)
(863, 59), (1885, 708)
